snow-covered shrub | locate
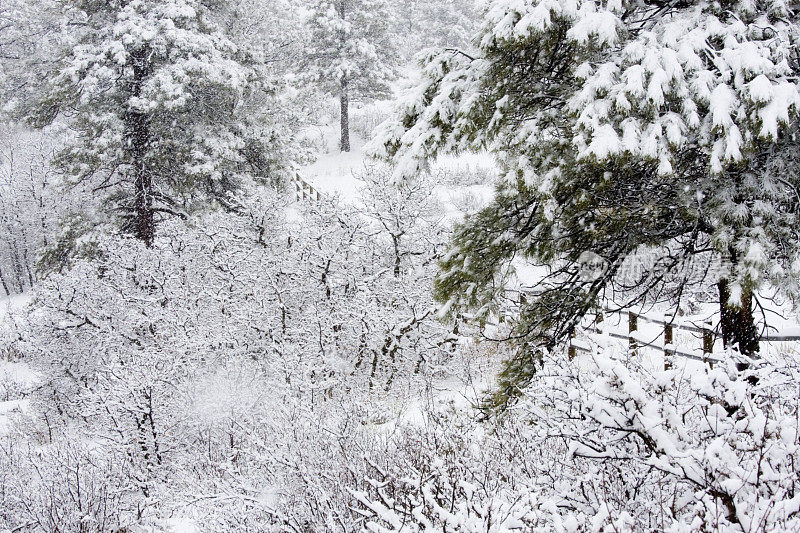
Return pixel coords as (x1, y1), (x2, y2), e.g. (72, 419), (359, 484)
(3, 178), (798, 531)
(351, 102), (393, 141)
(0, 438), (134, 532)
(430, 156), (498, 188)
(351, 344), (800, 531)
(1, 180), (457, 529)
(0, 126), (62, 296)
(349, 402), (539, 532)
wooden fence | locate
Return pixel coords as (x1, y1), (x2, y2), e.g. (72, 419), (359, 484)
(568, 308), (800, 366)
(508, 290), (800, 366)
(291, 172), (322, 202)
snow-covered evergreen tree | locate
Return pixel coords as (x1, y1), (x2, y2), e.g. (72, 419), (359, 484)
(304, 0), (395, 152)
(377, 0), (800, 399)
(31, 0), (297, 247)
(391, 0), (479, 58)
(0, 0), (63, 120)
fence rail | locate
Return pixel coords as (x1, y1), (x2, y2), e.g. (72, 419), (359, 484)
(612, 309), (800, 342)
(291, 172), (322, 202)
(569, 308), (800, 367)
(569, 311), (721, 365)
(507, 289), (800, 366)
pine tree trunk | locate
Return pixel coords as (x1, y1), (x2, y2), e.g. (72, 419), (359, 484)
(126, 49), (155, 246)
(718, 278), (760, 357)
(336, 0), (351, 153)
(129, 112), (154, 246)
(340, 77), (350, 153)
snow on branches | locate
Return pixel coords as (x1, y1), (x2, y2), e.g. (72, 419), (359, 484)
(351, 344), (800, 532)
(377, 0), (800, 390)
(1, 177), (457, 529)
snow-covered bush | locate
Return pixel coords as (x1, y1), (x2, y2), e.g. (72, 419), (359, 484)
(3, 176), (798, 530)
(0, 126), (62, 296)
(351, 102), (393, 141)
(351, 344), (800, 531)
(1, 178), (457, 529)
(0, 439), (134, 532)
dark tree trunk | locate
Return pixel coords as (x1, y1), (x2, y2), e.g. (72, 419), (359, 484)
(9, 208), (32, 290)
(35, 179), (49, 249)
(0, 265), (10, 297)
(718, 278), (760, 357)
(337, 0), (351, 152)
(392, 233), (402, 277)
(340, 77), (350, 153)
(125, 48), (155, 246)
(14, 219), (34, 289)
(8, 242), (25, 293)
(130, 124), (154, 246)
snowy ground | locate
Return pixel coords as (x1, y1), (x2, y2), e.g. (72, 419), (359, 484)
(0, 292), (30, 320)
(300, 102), (498, 223)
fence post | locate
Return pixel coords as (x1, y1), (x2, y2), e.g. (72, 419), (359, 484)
(628, 312), (638, 355)
(702, 320), (714, 368)
(568, 327), (577, 360)
(664, 314), (674, 370)
(595, 311), (604, 333)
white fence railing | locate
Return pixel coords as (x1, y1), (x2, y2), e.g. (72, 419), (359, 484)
(291, 172), (322, 202)
(505, 289), (800, 366)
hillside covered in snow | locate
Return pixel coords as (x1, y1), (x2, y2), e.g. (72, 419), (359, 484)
(2, 0), (800, 531)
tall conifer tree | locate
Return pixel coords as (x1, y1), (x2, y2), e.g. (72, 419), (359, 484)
(305, 0), (395, 152)
(32, 0), (290, 246)
(378, 0), (800, 401)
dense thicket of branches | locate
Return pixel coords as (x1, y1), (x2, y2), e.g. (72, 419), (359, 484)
(1, 0), (799, 531)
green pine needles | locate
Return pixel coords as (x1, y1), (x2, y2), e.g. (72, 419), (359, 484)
(379, 0), (800, 406)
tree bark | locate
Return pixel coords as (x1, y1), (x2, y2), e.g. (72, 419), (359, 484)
(0, 265), (11, 297)
(8, 240), (25, 293)
(130, 126), (154, 246)
(336, 0), (351, 153)
(340, 77), (350, 153)
(13, 217), (35, 289)
(125, 48), (155, 246)
(392, 233), (401, 277)
(718, 278), (760, 357)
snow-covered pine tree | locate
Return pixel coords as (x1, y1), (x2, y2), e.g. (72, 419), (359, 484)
(390, 0), (479, 58)
(30, 0), (293, 248)
(304, 0), (395, 152)
(376, 0), (800, 402)
(0, 0), (64, 122)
